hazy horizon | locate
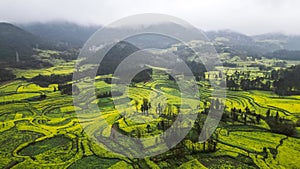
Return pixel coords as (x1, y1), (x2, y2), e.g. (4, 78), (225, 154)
(1, 0), (300, 35)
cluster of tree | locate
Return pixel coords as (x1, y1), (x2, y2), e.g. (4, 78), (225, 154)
(265, 109), (296, 136)
(29, 74), (73, 87)
(140, 98), (151, 115)
(156, 104), (181, 131)
(226, 71), (271, 91)
(248, 63), (271, 71)
(223, 107), (296, 136)
(273, 61), (287, 67)
(0, 69), (15, 82)
(185, 112), (219, 153)
(29, 73), (80, 95)
(96, 90), (122, 98)
(225, 65), (300, 95)
(225, 107), (296, 136)
(186, 61), (206, 80)
(272, 65), (300, 95)
(202, 99), (224, 114)
(240, 78), (271, 91)
(228, 107), (261, 125)
(58, 83), (79, 95)
(157, 119), (170, 131)
(39, 93), (47, 100)
(221, 62), (238, 68)
(265, 50), (300, 60)
(132, 99), (182, 130)
(185, 137), (218, 153)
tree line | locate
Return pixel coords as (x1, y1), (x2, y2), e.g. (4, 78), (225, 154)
(225, 64), (300, 96)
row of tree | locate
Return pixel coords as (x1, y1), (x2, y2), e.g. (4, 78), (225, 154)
(226, 71), (271, 91)
(225, 64), (300, 96)
(272, 65), (300, 95)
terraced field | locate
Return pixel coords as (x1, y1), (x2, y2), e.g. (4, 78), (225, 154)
(0, 68), (299, 168)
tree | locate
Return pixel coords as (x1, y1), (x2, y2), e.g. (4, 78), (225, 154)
(240, 78), (250, 90)
(256, 114), (261, 124)
(161, 121), (165, 130)
(40, 93), (47, 99)
(227, 78), (239, 90)
(244, 114), (247, 125)
(266, 109), (271, 118)
(275, 111), (279, 120)
(141, 98), (149, 115)
(141, 104), (145, 114)
(134, 100), (139, 113)
(146, 124), (151, 133)
(136, 128), (142, 138)
(0, 69), (16, 82)
(273, 65), (300, 95)
(273, 79), (288, 96)
(245, 106), (250, 114)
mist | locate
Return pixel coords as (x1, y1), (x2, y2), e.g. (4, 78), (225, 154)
(0, 0), (300, 35)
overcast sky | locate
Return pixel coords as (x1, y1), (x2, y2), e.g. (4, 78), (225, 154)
(0, 0), (299, 35)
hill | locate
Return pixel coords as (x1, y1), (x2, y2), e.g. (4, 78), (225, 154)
(2, 21), (300, 63)
(19, 22), (100, 48)
(0, 22), (48, 62)
(206, 30), (300, 59)
(253, 33), (300, 50)
(79, 22), (207, 79)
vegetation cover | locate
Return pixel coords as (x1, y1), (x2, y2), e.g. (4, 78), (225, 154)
(0, 22), (299, 169)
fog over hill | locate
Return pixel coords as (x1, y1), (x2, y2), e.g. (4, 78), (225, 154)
(1, 21), (300, 63)
(19, 22), (100, 48)
(0, 22), (49, 61)
(206, 30), (300, 58)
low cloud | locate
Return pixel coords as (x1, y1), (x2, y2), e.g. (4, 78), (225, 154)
(0, 0), (299, 35)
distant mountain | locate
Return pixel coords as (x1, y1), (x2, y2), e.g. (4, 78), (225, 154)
(19, 22), (100, 48)
(253, 33), (300, 50)
(252, 33), (289, 41)
(265, 49), (300, 60)
(252, 33), (300, 60)
(80, 22), (207, 78)
(206, 30), (276, 57)
(0, 22), (48, 62)
(206, 30), (300, 58)
(206, 30), (255, 46)
(2, 20), (299, 64)
(82, 22), (205, 52)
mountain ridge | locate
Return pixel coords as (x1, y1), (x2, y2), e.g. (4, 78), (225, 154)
(0, 22), (48, 62)
(1, 21), (300, 64)
(19, 21), (101, 48)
